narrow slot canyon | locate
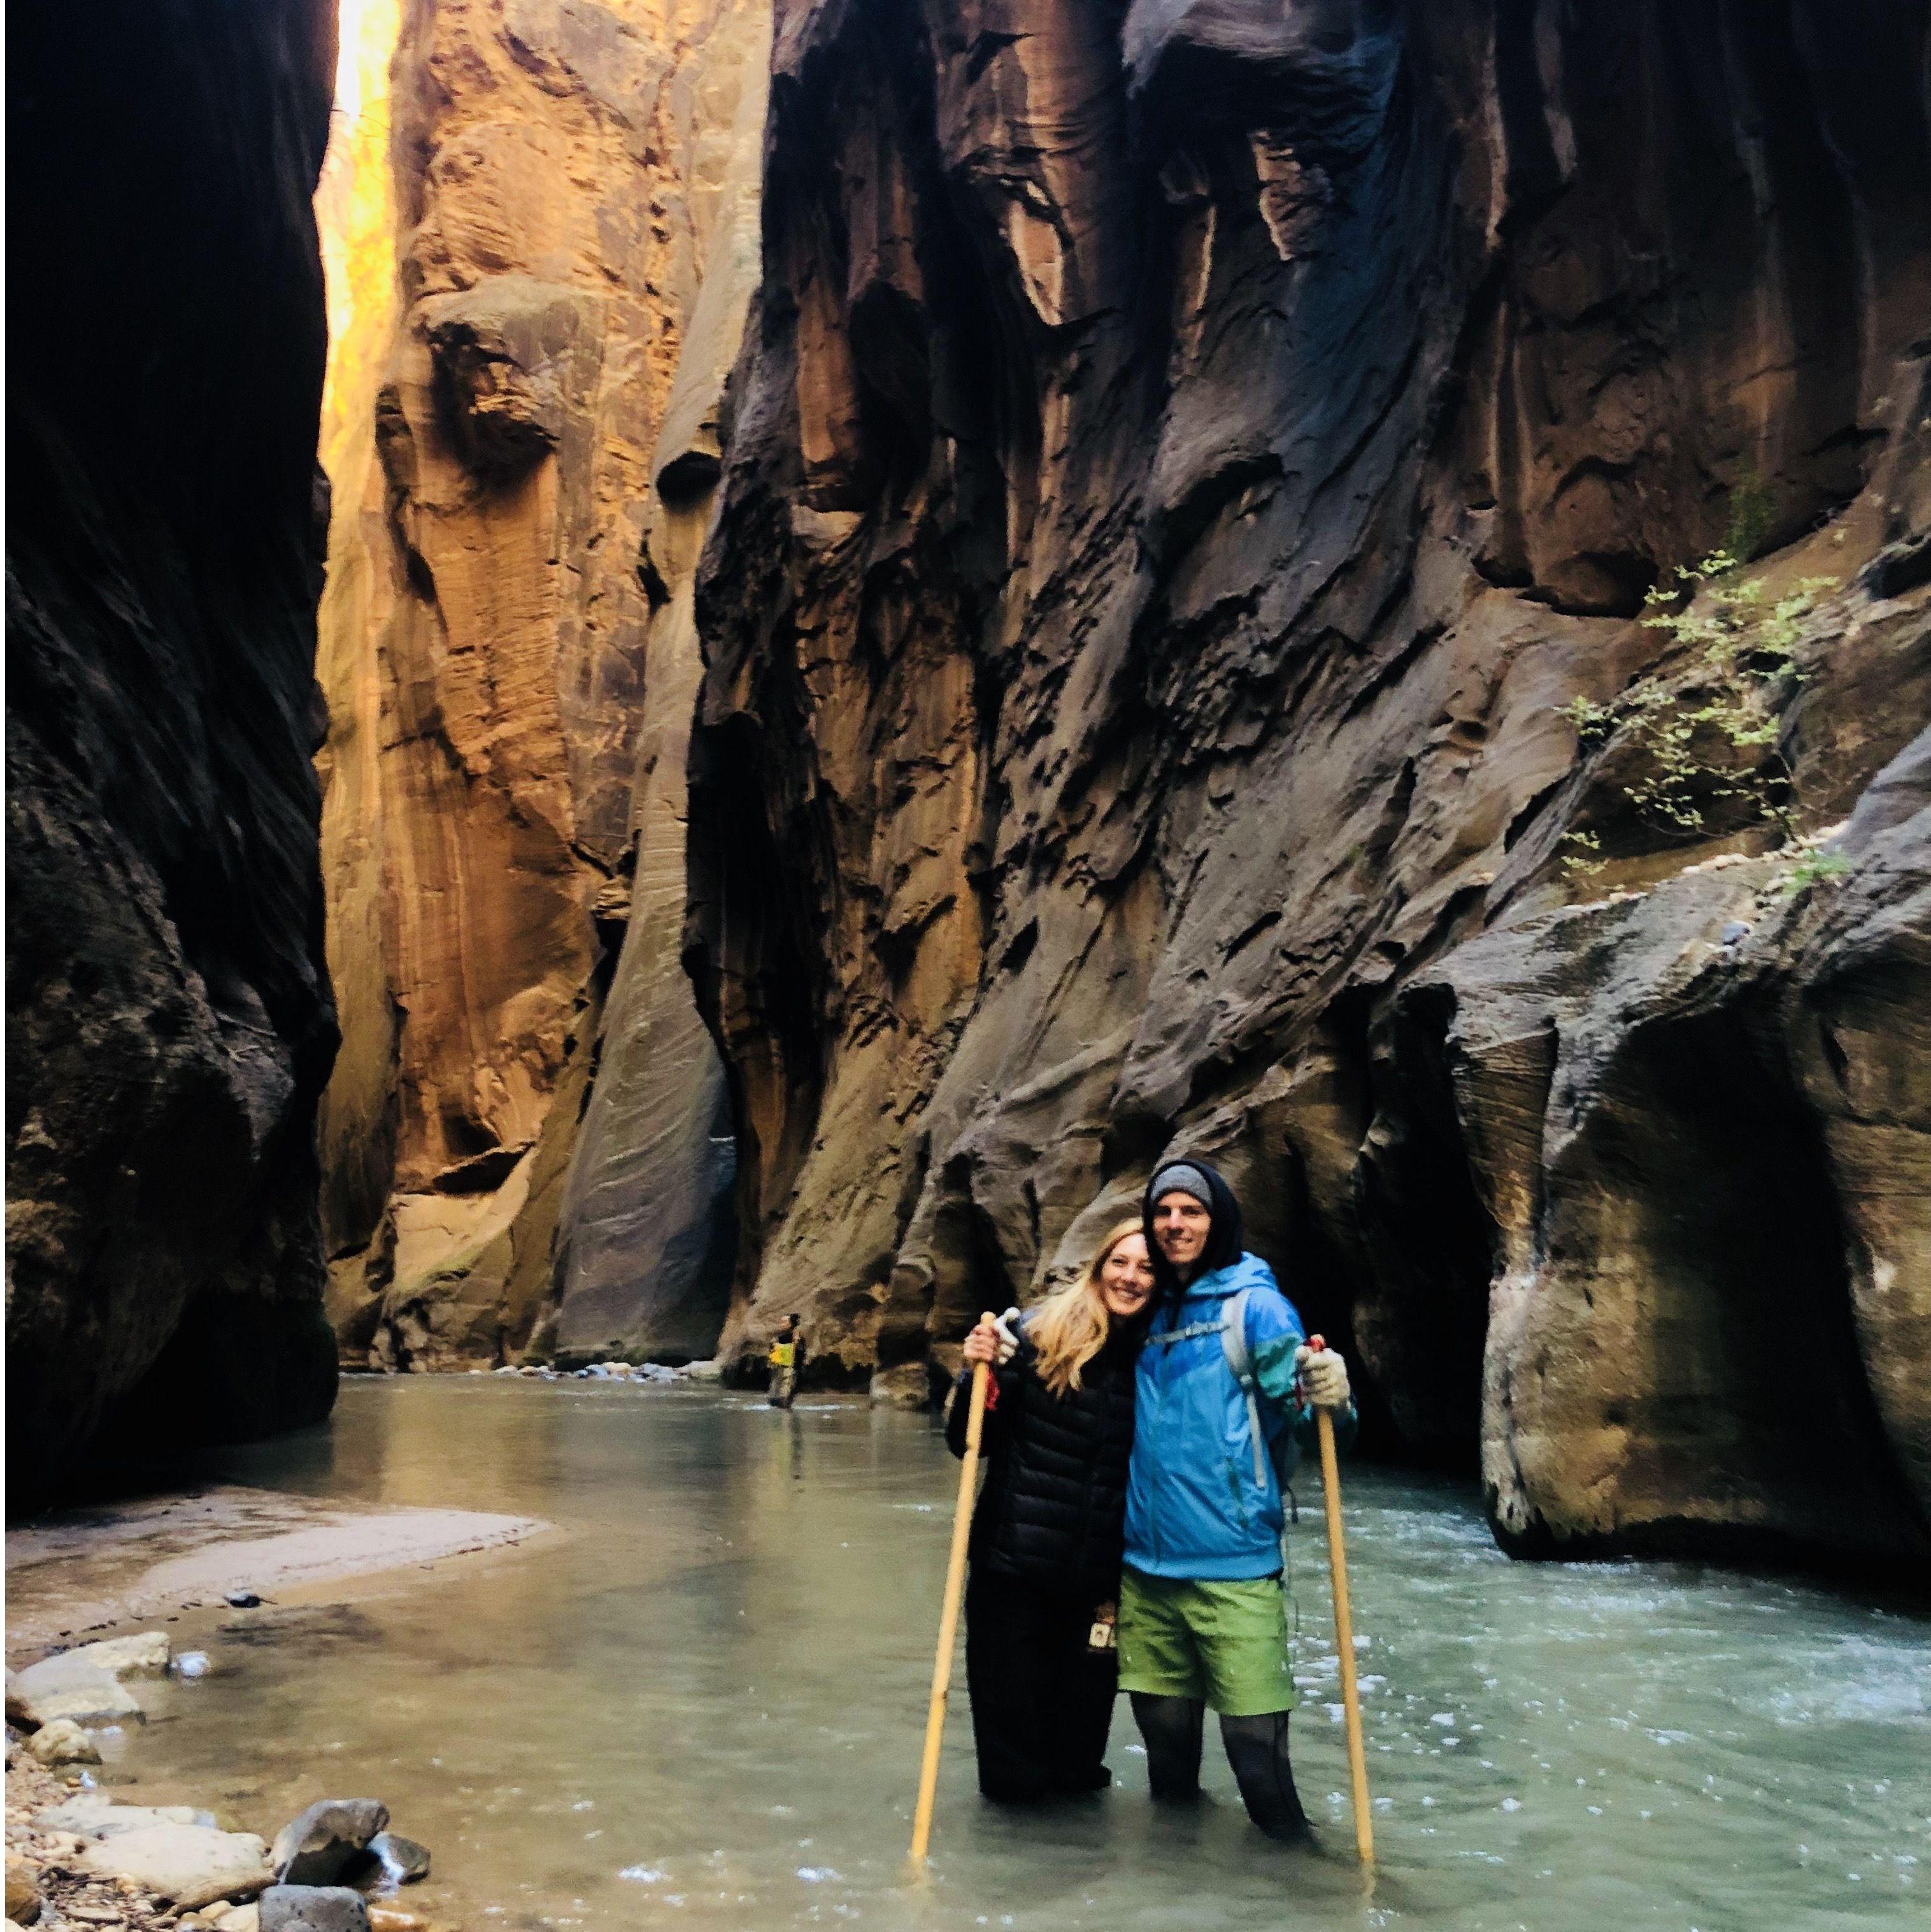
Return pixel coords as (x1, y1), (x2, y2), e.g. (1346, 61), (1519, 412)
(10, 0), (1931, 1570)
(6, 4), (1931, 1926)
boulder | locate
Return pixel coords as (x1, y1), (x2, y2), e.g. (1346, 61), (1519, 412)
(7, 1655), (143, 1727)
(6, 1853), (40, 1925)
(365, 1836), (429, 1887)
(366, 1910), (425, 1932)
(867, 1364), (930, 1410)
(76, 1825), (271, 1910)
(271, 1801), (388, 1887)
(217, 1907), (262, 1932)
(259, 1887), (371, 1932)
(24, 1719), (98, 1768)
(64, 1631), (171, 1677)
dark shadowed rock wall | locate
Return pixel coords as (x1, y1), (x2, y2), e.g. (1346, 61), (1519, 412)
(6, 0), (341, 1498)
(689, 0), (1931, 1575)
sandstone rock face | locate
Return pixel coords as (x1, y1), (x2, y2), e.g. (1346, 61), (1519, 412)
(315, 0), (769, 1367)
(545, 11), (769, 1366)
(689, 0), (1931, 1569)
(6, 0), (341, 1497)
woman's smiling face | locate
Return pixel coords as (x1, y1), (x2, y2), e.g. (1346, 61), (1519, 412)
(1099, 1231), (1155, 1319)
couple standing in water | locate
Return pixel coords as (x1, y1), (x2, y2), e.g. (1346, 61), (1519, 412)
(944, 1159), (1355, 1842)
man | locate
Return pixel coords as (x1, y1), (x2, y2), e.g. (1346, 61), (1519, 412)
(1117, 1157), (1355, 1841)
(767, 1313), (803, 1410)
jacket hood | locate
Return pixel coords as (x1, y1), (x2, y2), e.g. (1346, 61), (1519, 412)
(1142, 1156), (1245, 1296)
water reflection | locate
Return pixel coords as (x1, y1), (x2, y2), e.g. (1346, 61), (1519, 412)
(118, 1380), (1927, 1929)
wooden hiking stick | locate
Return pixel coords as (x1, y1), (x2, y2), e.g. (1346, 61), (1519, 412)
(909, 1312), (995, 1863)
(1308, 1334), (1374, 1865)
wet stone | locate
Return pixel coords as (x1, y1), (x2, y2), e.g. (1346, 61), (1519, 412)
(259, 1887), (371, 1932)
(271, 1803), (388, 1887)
(364, 1836), (429, 1887)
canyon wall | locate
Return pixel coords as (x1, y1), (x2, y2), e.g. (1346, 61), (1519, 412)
(689, 0), (1931, 1575)
(315, 0), (768, 1368)
(6, 0), (341, 1495)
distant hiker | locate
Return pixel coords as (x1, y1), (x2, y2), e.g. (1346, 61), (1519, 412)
(944, 1219), (1156, 1803)
(1120, 1159), (1356, 1842)
(767, 1313), (802, 1410)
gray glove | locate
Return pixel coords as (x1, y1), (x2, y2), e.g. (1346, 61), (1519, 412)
(1295, 1343), (1352, 1410)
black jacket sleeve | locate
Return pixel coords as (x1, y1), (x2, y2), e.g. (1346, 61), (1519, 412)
(945, 1357), (1016, 1457)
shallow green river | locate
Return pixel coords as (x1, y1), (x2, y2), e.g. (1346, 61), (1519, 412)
(111, 1380), (1925, 1929)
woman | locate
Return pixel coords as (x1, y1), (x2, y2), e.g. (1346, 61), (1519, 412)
(944, 1220), (1155, 1803)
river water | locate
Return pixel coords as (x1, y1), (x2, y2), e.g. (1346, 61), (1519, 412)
(110, 1379), (1925, 1931)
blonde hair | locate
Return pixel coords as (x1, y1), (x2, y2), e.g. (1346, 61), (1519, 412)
(1029, 1217), (1148, 1398)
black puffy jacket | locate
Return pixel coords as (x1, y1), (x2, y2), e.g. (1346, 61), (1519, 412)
(944, 1322), (1140, 1600)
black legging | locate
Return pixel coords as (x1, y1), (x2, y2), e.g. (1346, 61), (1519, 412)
(1130, 1692), (1311, 1841)
(965, 1570), (1117, 1802)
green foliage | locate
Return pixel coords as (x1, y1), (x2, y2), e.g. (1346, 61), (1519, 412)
(1559, 696), (1614, 747)
(1778, 850), (1852, 896)
(1560, 553), (1837, 877)
(1560, 827), (1607, 878)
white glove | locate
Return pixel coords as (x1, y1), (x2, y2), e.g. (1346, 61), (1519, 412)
(962, 1308), (1023, 1368)
(992, 1307), (1022, 1364)
(1295, 1343), (1351, 1410)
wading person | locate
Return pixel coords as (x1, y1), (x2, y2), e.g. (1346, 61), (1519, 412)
(767, 1313), (802, 1410)
(944, 1220), (1156, 1803)
(1120, 1159), (1355, 1842)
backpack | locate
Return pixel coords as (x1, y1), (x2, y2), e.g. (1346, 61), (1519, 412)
(1218, 1287), (1301, 1499)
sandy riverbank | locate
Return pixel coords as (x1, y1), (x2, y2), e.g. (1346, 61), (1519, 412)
(6, 1487), (551, 1664)
(6, 1486), (551, 1932)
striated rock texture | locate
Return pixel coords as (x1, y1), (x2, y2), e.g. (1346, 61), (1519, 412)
(6, 0), (341, 1495)
(545, 22), (768, 1366)
(316, 0), (768, 1368)
(690, 0), (1931, 1573)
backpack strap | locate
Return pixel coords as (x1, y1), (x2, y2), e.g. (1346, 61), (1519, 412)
(1218, 1288), (1268, 1488)
(1144, 1317), (1229, 1349)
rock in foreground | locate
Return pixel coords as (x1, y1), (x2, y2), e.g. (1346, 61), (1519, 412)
(260, 1885), (370, 1932)
(271, 1800), (388, 1887)
(76, 1824), (273, 1912)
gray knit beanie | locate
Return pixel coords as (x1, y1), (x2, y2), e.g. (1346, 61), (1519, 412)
(1148, 1162), (1214, 1210)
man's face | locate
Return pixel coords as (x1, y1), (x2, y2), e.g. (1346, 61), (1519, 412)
(1153, 1192), (1211, 1272)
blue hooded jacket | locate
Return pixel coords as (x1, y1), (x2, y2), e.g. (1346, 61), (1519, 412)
(1123, 1251), (1341, 1579)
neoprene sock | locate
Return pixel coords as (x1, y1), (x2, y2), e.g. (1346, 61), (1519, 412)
(1219, 1709), (1311, 1841)
(1129, 1692), (1205, 1801)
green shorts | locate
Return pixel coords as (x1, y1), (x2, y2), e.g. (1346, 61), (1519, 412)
(1116, 1565), (1296, 1717)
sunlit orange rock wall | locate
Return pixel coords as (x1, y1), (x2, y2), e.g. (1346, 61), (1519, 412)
(317, 0), (767, 1367)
